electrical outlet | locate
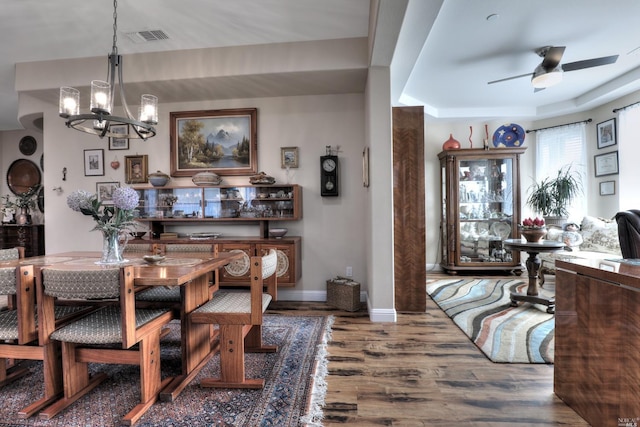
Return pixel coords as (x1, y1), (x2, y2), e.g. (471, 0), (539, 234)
(346, 266), (353, 277)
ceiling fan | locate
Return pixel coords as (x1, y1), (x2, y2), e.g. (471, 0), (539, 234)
(487, 46), (619, 91)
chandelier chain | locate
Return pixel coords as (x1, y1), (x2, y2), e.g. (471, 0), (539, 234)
(112, 0), (118, 55)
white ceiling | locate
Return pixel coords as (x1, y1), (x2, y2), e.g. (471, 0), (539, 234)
(3, 0), (640, 131)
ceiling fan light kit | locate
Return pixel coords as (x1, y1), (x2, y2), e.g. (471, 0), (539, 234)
(531, 65), (563, 89)
(58, 0), (158, 140)
(488, 45), (618, 91)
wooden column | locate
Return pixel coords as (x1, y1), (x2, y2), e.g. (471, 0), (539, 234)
(392, 106), (426, 312)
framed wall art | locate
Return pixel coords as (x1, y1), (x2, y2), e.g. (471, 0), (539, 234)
(109, 124), (129, 150)
(594, 151), (619, 177)
(125, 154), (148, 184)
(362, 147), (370, 188)
(596, 118), (616, 149)
(169, 108), (258, 177)
(599, 180), (615, 196)
(96, 181), (120, 205)
(83, 149), (104, 176)
(280, 146), (299, 168)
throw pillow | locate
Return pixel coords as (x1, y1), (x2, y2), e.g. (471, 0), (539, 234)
(579, 216), (620, 255)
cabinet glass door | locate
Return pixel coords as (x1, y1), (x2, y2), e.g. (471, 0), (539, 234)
(458, 157), (514, 264)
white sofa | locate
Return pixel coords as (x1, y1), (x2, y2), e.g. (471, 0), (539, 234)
(538, 216), (621, 283)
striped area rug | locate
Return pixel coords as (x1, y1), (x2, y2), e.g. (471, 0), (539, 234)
(427, 278), (554, 364)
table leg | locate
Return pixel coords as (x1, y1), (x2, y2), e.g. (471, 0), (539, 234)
(510, 251), (555, 314)
(160, 273), (214, 402)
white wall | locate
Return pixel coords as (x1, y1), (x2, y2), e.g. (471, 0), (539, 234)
(20, 92), (367, 299)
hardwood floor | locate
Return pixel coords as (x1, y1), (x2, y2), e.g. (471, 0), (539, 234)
(268, 279), (589, 426)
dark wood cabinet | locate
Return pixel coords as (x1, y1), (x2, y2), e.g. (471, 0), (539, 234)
(555, 259), (640, 427)
(438, 148), (525, 274)
(0, 224), (44, 257)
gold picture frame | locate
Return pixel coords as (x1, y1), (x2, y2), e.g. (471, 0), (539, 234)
(170, 108), (258, 177)
(280, 146), (299, 168)
(125, 155), (148, 184)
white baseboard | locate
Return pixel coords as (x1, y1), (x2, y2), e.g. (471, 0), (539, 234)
(276, 289), (397, 322)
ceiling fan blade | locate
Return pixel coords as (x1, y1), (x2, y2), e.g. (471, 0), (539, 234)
(488, 72), (533, 85)
(540, 46), (565, 69)
(561, 55), (619, 72)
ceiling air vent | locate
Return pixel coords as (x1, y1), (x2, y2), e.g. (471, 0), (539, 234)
(125, 30), (169, 43)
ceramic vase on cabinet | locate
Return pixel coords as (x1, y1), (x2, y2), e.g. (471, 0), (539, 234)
(442, 134), (461, 150)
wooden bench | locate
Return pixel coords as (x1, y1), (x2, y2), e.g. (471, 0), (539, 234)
(190, 249), (277, 389)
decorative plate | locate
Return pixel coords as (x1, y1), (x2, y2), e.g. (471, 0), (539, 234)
(224, 249), (250, 276)
(275, 249), (289, 277)
(6, 158), (41, 195)
(491, 221), (512, 240)
(19, 135), (37, 156)
(492, 123), (525, 148)
(189, 232), (222, 240)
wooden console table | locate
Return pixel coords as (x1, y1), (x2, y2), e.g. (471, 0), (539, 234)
(0, 224), (44, 257)
(555, 258), (640, 427)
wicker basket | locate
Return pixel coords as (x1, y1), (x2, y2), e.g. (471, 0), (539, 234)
(326, 277), (360, 312)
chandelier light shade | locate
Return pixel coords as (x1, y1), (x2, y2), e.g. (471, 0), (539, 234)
(59, 0), (157, 140)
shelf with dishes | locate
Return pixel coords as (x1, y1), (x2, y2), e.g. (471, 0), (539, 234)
(132, 184), (302, 238)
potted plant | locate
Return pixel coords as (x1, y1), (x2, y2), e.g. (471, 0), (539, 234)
(1, 184), (41, 224)
(526, 165), (583, 226)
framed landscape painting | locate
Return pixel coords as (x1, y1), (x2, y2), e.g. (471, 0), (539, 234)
(169, 108), (258, 177)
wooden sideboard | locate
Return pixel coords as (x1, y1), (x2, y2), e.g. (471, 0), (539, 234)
(555, 258), (640, 427)
(131, 236), (301, 288)
(0, 224), (44, 257)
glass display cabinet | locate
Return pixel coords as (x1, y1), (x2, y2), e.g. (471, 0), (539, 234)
(132, 184), (301, 237)
(438, 148), (526, 274)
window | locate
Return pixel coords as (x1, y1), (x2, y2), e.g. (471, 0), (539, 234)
(618, 105), (640, 209)
(535, 123), (587, 223)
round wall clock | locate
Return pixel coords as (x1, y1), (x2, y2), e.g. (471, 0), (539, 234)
(19, 135), (37, 156)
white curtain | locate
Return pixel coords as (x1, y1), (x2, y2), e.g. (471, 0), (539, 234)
(618, 104), (640, 210)
(534, 123), (587, 224)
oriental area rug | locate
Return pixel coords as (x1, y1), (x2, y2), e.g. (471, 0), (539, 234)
(0, 314), (333, 427)
(427, 277), (554, 364)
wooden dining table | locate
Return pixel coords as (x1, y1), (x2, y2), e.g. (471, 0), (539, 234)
(3, 249), (244, 404)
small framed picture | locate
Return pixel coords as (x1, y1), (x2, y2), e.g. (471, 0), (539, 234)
(280, 146), (299, 168)
(109, 124), (129, 150)
(96, 181), (120, 205)
(599, 180), (615, 196)
(594, 151), (619, 177)
(84, 149), (104, 176)
(125, 154), (148, 184)
(596, 118), (616, 149)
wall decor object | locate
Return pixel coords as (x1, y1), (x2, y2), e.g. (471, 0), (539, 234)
(492, 123), (525, 148)
(362, 147), (370, 188)
(320, 154), (339, 197)
(125, 154), (148, 184)
(280, 146), (299, 168)
(19, 135), (37, 156)
(170, 108), (257, 177)
(83, 149), (104, 176)
(599, 180), (615, 196)
(108, 124), (129, 150)
(594, 151), (619, 177)
(96, 181), (120, 205)
(6, 159), (41, 195)
(596, 118), (616, 149)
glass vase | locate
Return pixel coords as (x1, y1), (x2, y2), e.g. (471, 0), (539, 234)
(99, 229), (128, 264)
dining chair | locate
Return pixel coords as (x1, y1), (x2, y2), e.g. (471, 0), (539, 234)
(35, 265), (174, 425)
(190, 248), (277, 389)
(136, 243), (218, 308)
(0, 247), (93, 418)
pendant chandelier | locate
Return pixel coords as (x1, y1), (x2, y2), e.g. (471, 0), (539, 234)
(58, 0), (157, 140)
